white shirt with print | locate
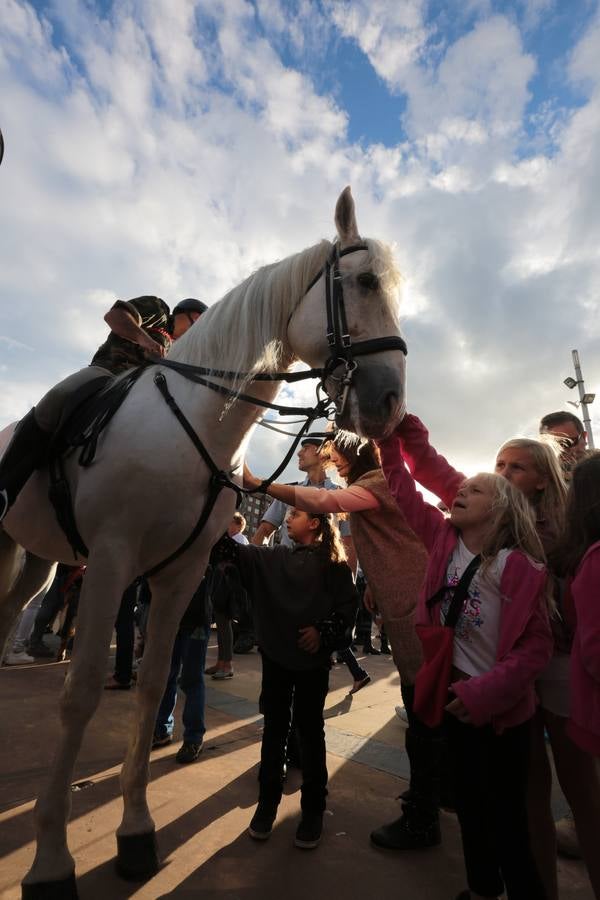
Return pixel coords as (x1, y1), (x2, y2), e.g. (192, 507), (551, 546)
(441, 538), (510, 678)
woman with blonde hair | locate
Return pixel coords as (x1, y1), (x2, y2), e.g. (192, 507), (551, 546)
(391, 414), (600, 899)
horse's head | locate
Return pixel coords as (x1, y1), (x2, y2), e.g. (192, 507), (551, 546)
(287, 187), (407, 440)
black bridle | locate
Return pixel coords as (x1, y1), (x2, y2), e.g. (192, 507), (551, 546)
(156, 241), (407, 420)
(58, 243), (408, 573)
(143, 242), (406, 576)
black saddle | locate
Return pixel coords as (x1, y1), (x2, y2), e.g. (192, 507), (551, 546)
(47, 367), (146, 559)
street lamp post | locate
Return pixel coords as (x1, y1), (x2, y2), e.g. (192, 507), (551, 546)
(564, 349), (595, 449)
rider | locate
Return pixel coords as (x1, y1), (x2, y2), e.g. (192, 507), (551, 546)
(171, 297), (208, 340)
(0, 295), (206, 521)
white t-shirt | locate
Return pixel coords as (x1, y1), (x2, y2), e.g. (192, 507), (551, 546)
(441, 538), (510, 678)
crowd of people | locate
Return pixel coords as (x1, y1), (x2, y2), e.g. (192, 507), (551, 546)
(1, 294), (600, 900)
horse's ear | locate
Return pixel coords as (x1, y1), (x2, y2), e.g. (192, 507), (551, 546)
(335, 186), (360, 247)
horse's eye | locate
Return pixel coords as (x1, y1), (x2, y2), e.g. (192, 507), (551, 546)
(357, 272), (379, 290)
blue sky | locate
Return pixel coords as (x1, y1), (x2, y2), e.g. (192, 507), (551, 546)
(1, 0), (600, 479)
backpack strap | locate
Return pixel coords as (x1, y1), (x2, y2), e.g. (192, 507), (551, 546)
(426, 554), (482, 630)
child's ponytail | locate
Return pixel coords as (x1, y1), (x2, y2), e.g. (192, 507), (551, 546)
(313, 513), (347, 565)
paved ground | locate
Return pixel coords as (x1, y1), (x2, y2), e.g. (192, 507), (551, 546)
(0, 636), (594, 900)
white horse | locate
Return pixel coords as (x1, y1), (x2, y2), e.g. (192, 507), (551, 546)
(1, 188), (407, 898)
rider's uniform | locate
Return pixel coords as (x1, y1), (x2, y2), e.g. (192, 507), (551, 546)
(34, 296), (171, 432)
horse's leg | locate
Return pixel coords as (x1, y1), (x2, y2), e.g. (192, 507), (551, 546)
(0, 536), (56, 660)
(22, 553), (133, 898)
(116, 564), (207, 880)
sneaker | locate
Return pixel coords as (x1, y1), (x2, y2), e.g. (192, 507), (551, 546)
(27, 640), (55, 658)
(395, 705), (409, 723)
(4, 649), (36, 665)
(212, 669), (233, 680)
(151, 733), (173, 749)
(295, 812), (323, 849)
(204, 664), (219, 675)
(175, 741), (203, 764)
(248, 803), (278, 840)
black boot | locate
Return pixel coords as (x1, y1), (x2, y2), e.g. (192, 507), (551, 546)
(371, 684), (443, 851)
(0, 409), (51, 520)
(362, 638), (381, 655)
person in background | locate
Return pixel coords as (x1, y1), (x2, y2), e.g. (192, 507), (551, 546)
(540, 410), (588, 479)
(555, 452), (600, 898)
(206, 513), (249, 680)
(151, 577), (212, 764)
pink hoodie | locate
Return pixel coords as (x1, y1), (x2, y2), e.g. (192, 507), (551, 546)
(567, 541), (600, 756)
(378, 428), (553, 732)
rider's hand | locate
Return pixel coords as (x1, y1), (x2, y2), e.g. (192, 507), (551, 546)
(141, 335), (165, 357)
(298, 626), (321, 655)
(243, 462), (261, 491)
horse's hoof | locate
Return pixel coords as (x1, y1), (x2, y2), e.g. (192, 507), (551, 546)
(116, 830), (160, 881)
(21, 871), (78, 899)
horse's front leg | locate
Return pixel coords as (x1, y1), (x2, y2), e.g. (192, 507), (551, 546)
(115, 563), (207, 881)
(22, 552), (133, 899)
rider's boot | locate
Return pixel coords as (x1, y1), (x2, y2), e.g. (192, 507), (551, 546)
(0, 409), (51, 521)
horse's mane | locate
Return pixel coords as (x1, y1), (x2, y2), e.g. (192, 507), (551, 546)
(168, 237), (402, 379)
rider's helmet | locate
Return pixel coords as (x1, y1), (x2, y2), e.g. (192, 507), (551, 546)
(172, 298), (208, 316)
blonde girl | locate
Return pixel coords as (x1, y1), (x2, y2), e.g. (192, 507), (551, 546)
(394, 414), (600, 900)
(379, 428), (553, 900)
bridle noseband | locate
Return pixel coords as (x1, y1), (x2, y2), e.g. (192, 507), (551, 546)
(317, 241), (407, 417)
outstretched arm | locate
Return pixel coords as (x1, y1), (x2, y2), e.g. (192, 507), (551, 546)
(376, 431), (446, 552)
(243, 464), (379, 513)
(388, 414), (465, 510)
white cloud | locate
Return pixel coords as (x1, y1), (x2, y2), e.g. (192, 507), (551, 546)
(1, 0), (600, 489)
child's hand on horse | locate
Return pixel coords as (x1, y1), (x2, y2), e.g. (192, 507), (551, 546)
(297, 626), (321, 654)
(243, 462), (262, 491)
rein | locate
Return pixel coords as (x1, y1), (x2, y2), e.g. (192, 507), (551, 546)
(54, 242), (407, 576)
(142, 242), (407, 577)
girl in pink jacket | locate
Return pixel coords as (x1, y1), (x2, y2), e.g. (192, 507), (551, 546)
(378, 429), (553, 900)
(559, 452), (600, 760)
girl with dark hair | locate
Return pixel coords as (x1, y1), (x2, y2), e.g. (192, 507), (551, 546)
(560, 452), (600, 763)
(244, 434), (437, 852)
(215, 507), (357, 850)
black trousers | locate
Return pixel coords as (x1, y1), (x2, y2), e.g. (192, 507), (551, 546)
(259, 653), (329, 813)
(113, 582), (137, 685)
(446, 715), (545, 899)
